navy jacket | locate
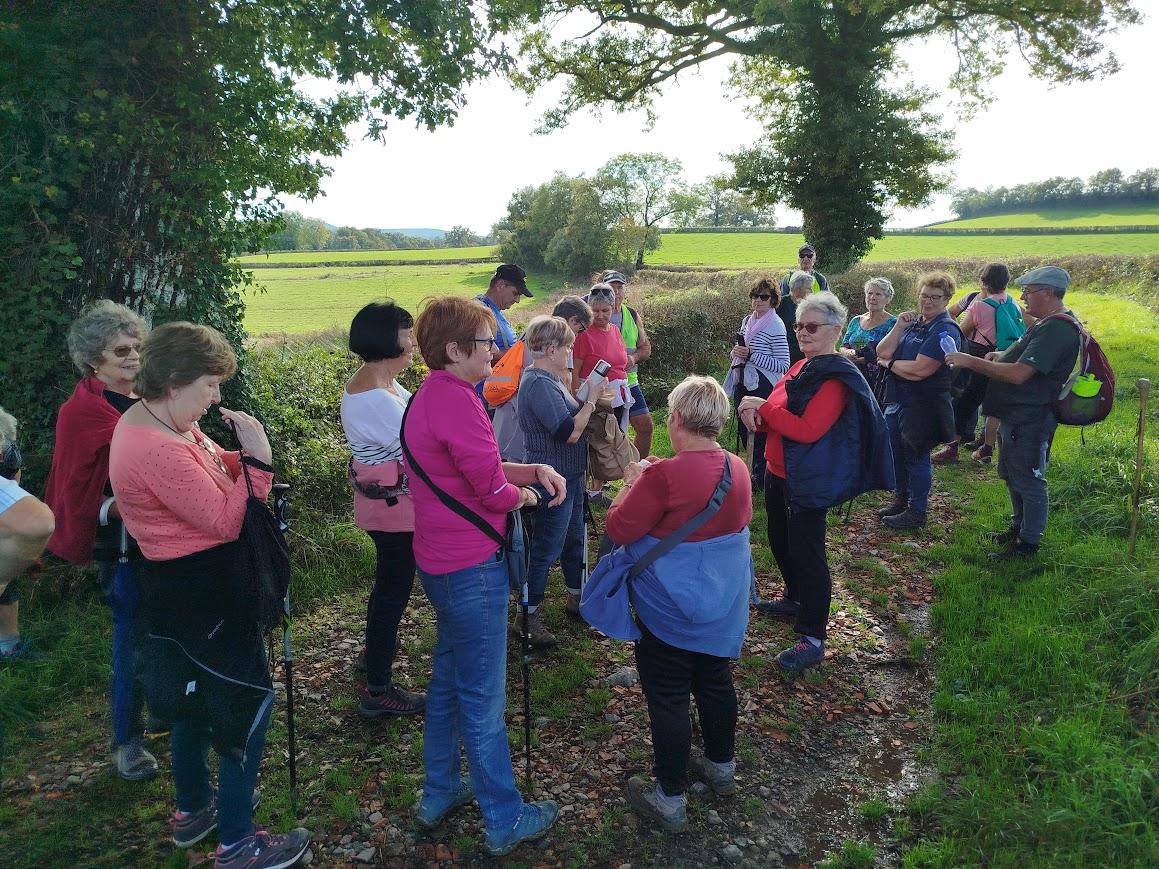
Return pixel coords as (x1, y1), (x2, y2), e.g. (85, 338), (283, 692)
(781, 354), (895, 511)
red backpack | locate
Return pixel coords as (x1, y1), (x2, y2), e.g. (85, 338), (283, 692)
(1039, 313), (1115, 426)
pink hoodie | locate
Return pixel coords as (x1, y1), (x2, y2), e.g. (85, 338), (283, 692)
(403, 370), (522, 574)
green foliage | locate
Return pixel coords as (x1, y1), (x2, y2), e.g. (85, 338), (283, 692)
(238, 246), (497, 265)
(677, 174), (777, 229)
(595, 153), (688, 268)
(263, 211), (451, 252)
(932, 204), (1159, 229)
(951, 168), (1159, 219)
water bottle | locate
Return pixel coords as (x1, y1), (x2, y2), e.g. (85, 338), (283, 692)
(939, 333), (958, 364)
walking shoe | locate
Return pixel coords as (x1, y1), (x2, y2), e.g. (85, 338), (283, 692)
(931, 441), (959, 464)
(688, 754), (737, 795)
(415, 782), (473, 829)
(625, 776), (687, 833)
(564, 592), (581, 620)
(876, 498), (907, 519)
(484, 799), (560, 856)
(776, 638), (825, 673)
(755, 597), (800, 620)
(962, 435), (985, 450)
(215, 828), (311, 869)
(986, 526), (1020, 546)
(526, 610), (558, 647)
(971, 444), (993, 463)
(113, 737), (158, 782)
(883, 509), (927, 530)
(989, 539), (1040, 562)
(0, 637), (43, 662)
(358, 684), (426, 718)
(588, 491), (612, 508)
(172, 789), (263, 848)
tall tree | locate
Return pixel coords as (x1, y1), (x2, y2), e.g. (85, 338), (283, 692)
(2, 0), (511, 463)
(510, 0), (1140, 270)
(595, 153), (687, 268)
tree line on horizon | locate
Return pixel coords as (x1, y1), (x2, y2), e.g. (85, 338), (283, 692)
(951, 167), (1158, 220)
(263, 212), (488, 252)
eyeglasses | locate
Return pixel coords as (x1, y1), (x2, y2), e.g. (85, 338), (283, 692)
(794, 321), (830, 334)
(471, 337), (497, 350)
(918, 293), (945, 301)
(574, 323), (587, 333)
(106, 342), (142, 358)
(750, 294), (772, 300)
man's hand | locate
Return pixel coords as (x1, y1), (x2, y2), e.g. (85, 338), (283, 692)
(943, 351), (976, 370)
(534, 464), (567, 507)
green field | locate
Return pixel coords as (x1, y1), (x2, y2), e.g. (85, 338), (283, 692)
(243, 263), (559, 334)
(652, 231), (1159, 267)
(237, 244), (496, 264)
(931, 204), (1159, 228)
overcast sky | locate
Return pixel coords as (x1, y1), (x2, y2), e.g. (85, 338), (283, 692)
(281, 6), (1159, 234)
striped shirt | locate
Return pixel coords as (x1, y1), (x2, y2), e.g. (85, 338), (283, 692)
(745, 317), (792, 379)
(341, 383), (411, 464)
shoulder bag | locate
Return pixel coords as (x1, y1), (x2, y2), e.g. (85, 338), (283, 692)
(231, 452), (291, 632)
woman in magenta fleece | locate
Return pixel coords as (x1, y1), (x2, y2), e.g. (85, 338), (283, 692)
(402, 296), (566, 857)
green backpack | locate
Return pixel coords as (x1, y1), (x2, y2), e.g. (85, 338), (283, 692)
(983, 297), (1026, 350)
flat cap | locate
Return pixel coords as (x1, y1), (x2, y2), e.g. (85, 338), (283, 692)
(1014, 265), (1070, 291)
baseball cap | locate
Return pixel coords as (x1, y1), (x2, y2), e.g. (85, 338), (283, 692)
(1014, 266), (1070, 291)
(798, 244), (816, 256)
(601, 270), (628, 285)
(493, 263), (532, 297)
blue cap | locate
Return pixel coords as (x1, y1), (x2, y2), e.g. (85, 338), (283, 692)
(1015, 266), (1070, 291)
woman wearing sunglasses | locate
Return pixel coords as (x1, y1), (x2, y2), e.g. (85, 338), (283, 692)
(738, 295), (893, 672)
(42, 300), (161, 782)
(724, 277), (791, 492)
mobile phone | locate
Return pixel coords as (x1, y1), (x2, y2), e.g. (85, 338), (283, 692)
(735, 332), (746, 347)
(593, 359), (611, 377)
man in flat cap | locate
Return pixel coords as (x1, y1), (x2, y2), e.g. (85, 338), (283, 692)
(780, 244), (829, 297)
(945, 266), (1080, 561)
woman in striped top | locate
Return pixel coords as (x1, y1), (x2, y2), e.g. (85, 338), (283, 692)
(724, 277), (792, 491)
(340, 301), (426, 719)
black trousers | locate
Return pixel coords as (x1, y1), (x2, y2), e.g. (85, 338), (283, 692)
(734, 375), (775, 486)
(764, 474), (831, 641)
(634, 621), (737, 797)
(364, 530), (416, 691)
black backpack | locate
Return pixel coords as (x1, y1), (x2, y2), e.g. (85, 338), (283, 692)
(232, 458), (291, 632)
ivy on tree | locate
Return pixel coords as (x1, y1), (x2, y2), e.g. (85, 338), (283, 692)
(509, 0), (1140, 270)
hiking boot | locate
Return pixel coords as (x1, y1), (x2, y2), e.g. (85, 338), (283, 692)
(113, 737), (158, 782)
(626, 777), (687, 833)
(986, 526), (1020, 546)
(883, 509), (927, 530)
(755, 597), (800, 620)
(172, 789), (263, 848)
(215, 828), (311, 869)
(876, 498), (907, 519)
(0, 637), (43, 662)
(688, 754), (737, 795)
(931, 441), (959, 464)
(776, 638), (825, 673)
(358, 684), (426, 718)
(415, 782), (473, 829)
(962, 435), (985, 450)
(484, 800), (560, 856)
(526, 610), (558, 647)
(564, 592), (581, 620)
(971, 444), (993, 463)
(989, 539), (1040, 562)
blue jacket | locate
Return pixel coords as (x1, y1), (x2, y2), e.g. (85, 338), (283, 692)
(626, 529), (753, 658)
(782, 354), (895, 511)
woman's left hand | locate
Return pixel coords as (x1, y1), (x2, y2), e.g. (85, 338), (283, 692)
(535, 464), (568, 507)
(737, 395), (764, 418)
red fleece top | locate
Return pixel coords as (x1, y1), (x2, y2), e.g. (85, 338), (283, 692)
(43, 376), (124, 564)
(756, 358), (850, 479)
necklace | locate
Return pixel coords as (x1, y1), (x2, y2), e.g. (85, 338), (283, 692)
(141, 400), (194, 442)
(141, 401), (229, 476)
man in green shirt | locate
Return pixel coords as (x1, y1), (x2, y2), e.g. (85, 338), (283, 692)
(944, 266), (1080, 561)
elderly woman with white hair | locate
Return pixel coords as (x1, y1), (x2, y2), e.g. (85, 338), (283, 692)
(739, 294), (893, 673)
(516, 314), (601, 645)
(604, 376), (753, 834)
(840, 277), (898, 379)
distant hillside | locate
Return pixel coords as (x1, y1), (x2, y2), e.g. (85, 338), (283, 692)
(931, 205), (1159, 229)
(378, 227), (446, 240)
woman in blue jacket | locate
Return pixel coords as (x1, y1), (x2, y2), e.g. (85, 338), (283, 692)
(604, 376), (753, 834)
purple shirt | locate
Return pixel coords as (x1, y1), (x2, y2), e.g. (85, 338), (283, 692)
(403, 370), (522, 574)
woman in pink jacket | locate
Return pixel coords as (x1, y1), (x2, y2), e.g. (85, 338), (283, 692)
(402, 296), (565, 857)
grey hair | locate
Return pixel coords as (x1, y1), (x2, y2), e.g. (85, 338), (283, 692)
(789, 270), (815, 291)
(797, 293), (848, 330)
(524, 315), (575, 355)
(67, 300), (147, 374)
(667, 375), (730, 440)
(864, 277), (895, 300)
(552, 295), (593, 328)
(0, 407), (16, 452)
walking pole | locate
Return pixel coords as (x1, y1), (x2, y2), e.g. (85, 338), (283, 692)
(580, 490), (592, 592)
(272, 483), (298, 815)
(1129, 378), (1151, 557)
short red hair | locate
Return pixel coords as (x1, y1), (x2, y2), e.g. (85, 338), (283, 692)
(414, 296), (498, 370)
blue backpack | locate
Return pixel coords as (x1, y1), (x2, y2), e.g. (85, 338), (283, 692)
(983, 297), (1026, 350)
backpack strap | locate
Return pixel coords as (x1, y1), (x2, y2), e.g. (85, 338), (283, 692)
(399, 387), (506, 549)
(627, 454), (733, 581)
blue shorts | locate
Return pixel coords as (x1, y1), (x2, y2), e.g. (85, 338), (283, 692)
(628, 384), (650, 417)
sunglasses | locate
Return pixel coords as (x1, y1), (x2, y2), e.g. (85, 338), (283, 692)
(794, 321), (830, 334)
(799, 253), (815, 259)
(750, 294), (772, 300)
(107, 343), (142, 358)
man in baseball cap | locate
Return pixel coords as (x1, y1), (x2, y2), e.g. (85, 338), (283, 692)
(476, 263), (532, 364)
(780, 244), (829, 296)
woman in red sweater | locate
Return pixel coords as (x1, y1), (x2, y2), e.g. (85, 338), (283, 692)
(738, 294), (853, 673)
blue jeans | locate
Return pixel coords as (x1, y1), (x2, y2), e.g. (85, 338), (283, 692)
(997, 417), (1057, 546)
(886, 404), (932, 513)
(526, 473), (585, 607)
(97, 560), (145, 747)
(419, 553), (524, 838)
(171, 702), (270, 846)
